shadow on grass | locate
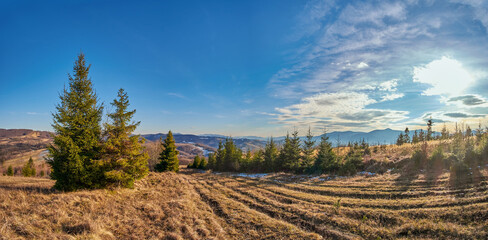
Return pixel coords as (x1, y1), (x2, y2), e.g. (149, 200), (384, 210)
(393, 158), (420, 191)
(0, 184), (57, 194)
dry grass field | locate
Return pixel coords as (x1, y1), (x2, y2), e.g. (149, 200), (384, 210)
(1, 166), (487, 239)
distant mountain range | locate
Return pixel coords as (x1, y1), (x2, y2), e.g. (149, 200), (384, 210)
(141, 133), (265, 151)
(143, 128), (419, 149)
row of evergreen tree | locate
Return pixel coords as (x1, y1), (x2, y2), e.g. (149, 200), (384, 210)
(2, 157), (46, 177)
(396, 119), (486, 145)
(187, 128), (367, 175)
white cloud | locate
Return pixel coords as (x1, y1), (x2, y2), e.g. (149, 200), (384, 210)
(273, 91), (408, 131)
(413, 56), (475, 96)
(381, 93), (404, 102)
(357, 62), (369, 69)
(378, 79), (399, 91)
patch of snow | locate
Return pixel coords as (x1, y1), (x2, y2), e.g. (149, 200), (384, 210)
(194, 146), (212, 157)
(233, 173), (269, 178)
(358, 171), (376, 176)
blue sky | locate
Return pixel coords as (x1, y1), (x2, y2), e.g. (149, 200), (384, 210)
(1, 0), (488, 137)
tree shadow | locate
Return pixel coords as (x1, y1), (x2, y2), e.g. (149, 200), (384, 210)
(393, 159), (420, 191)
(0, 184), (58, 194)
(449, 163), (485, 189)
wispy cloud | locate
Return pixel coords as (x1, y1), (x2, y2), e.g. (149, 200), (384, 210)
(167, 92), (186, 99)
(266, 0), (488, 131)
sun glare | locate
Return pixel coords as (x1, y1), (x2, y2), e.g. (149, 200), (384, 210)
(413, 56), (475, 96)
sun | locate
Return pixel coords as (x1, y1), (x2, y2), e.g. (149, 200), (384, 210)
(413, 56), (474, 96)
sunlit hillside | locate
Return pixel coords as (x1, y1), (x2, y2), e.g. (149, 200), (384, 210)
(1, 166), (487, 239)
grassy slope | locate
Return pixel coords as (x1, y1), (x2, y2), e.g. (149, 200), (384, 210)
(0, 172), (319, 240)
(1, 167), (488, 239)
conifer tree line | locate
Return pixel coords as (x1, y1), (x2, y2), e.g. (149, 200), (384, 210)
(395, 118), (484, 146)
(199, 128), (368, 175)
(47, 53), (153, 191)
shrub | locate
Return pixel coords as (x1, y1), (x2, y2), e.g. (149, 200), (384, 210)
(6, 165), (14, 176)
(198, 157), (207, 169)
(339, 150), (363, 176)
(463, 143), (479, 167)
(412, 143), (428, 168)
(428, 146), (445, 169)
(22, 157), (36, 177)
(450, 160), (471, 185)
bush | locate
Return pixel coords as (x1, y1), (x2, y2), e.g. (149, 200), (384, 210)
(428, 146), (445, 169)
(22, 157), (36, 177)
(412, 143), (428, 168)
(6, 165), (14, 176)
(450, 160), (471, 185)
(464, 143), (479, 167)
(339, 150), (363, 176)
(198, 157), (207, 169)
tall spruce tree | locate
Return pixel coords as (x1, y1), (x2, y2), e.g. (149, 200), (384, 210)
(396, 133), (404, 146)
(314, 130), (338, 173)
(301, 127), (316, 172)
(403, 128), (410, 143)
(223, 138), (241, 171)
(251, 149), (264, 172)
(278, 130), (301, 172)
(198, 156), (207, 169)
(190, 155), (201, 169)
(412, 130), (419, 144)
(419, 129), (425, 142)
(426, 118), (433, 141)
(101, 88), (149, 188)
(207, 153), (216, 170)
(263, 137), (278, 172)
(441, 124), (449, 140)
(155, 131), (180, 172)
(48, 53), (104, 191)
(215, 141), (225, 171)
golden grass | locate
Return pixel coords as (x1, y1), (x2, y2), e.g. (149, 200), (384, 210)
(1, 167), (487, 239)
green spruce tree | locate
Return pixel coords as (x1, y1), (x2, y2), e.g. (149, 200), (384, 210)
(403, 128), (410, 143)
(215, 141), (225, 171)
(441, 124), (449, 140)
(101, 88), (149, 188)
(396, 133), (404, 146)
(278, 130), (301, 172)
(314, 130), (338, 173)
(412, 130), (419, 144)
(263, 137), (278, 172)
(7, 165), (14, 176)
(191, 155), (201, 169)
(426, 118), (433, 141)
(155, 131), (180, 172)
(301, 127), (316, 172)
(251, 149), (264, 172)
(198, 156), (207, 169)
(47, 53), (104, 191)
(419, 129), (425, 142)
(22, 157), (36, 177)
(223, 138), (241, 171)
(207, 153), (216, 170)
